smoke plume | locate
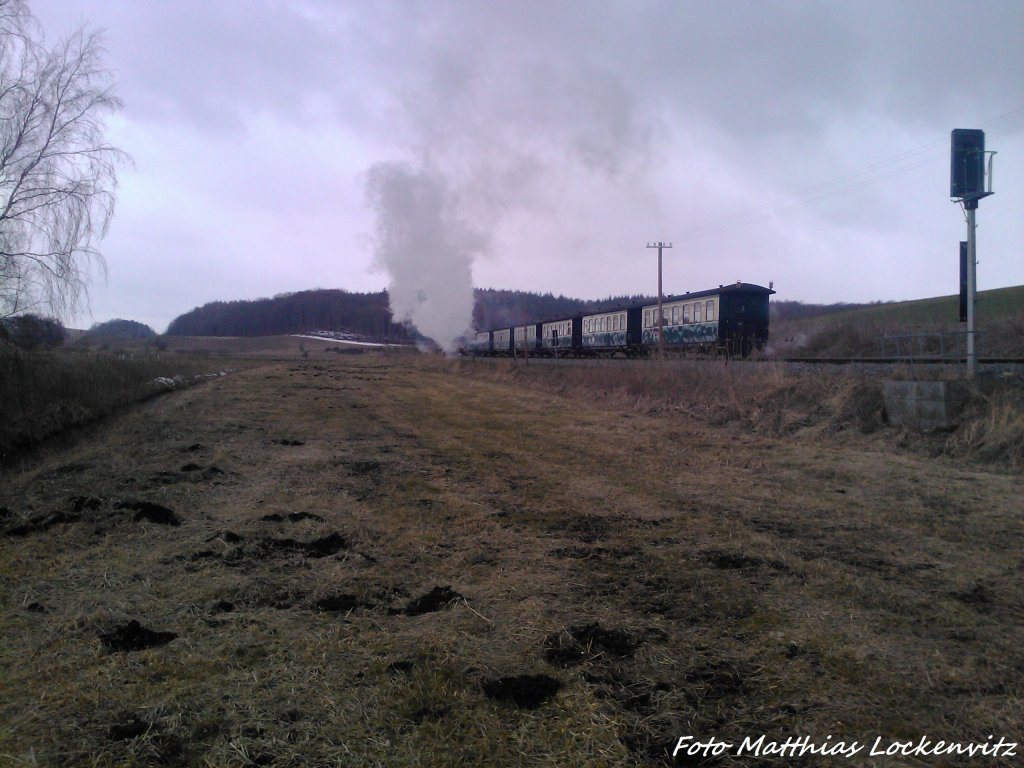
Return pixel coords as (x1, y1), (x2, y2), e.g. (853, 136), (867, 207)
(365, 161), (485, 352)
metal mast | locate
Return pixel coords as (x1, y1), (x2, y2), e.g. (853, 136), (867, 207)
(965, 201), (978, 378)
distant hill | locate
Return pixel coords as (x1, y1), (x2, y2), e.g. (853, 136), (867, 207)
(87, 319), (156, 339)
(770, 285), (1024, 358)
(770, 299), (886, 322)
(165, 284), (1022, 358)
(166, 289), (415, 341)
(166, 287), (654, 341)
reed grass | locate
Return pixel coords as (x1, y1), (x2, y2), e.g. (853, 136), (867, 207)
(0, 345), (231, 462)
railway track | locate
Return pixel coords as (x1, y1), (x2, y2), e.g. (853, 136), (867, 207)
(466, 354), (1024, 376)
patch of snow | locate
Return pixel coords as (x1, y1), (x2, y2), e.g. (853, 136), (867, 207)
(291, 334), (407, 348)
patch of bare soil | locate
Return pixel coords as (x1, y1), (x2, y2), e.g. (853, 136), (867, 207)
(1, 356), (1022, 766)
(99, 620), (178, 653)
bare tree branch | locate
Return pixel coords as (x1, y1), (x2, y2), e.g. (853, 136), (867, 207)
(0, 0), (126, 320)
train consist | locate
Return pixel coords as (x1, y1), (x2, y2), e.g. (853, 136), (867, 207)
(470, 282), (775, 358)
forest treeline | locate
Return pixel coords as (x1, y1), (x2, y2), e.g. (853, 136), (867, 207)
(163, 288), (880, 341)
(472, 289), (654, 331)
(166, 290), (415, 340)
(165, 288), (657, 340)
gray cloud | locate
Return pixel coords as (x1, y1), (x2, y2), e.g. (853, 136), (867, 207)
(24, 0), (1024, 332)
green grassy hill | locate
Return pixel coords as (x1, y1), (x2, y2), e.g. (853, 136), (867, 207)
(771, 285), (1024, 358)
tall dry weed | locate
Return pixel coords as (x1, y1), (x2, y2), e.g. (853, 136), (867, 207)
(456, 358), (887, 439)
(0, 346), (229, 461)
(946, 385), (1024, 467)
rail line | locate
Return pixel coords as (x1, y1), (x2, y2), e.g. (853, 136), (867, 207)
(464, 354), (1024, 376)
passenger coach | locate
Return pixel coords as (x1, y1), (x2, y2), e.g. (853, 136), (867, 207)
(472, 282), (773, 358)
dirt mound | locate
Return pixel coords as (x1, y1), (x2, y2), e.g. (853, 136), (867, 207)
(313, 593), (374, 613)
(544, 623), (642, 667)
(99, 620), (178, 652)
(482, 674), (562, 709)
(394, 586), (463, 616)
(700, 548), (789, 572)
(115, 500), (181, 526)
(69, 495), (103, 512)
(107, 715), (153, 741)
(249, 532), (348, 559)
(4, 510), (81, 537)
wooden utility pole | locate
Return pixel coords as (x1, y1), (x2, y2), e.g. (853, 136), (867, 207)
(646, 242), (672, 358)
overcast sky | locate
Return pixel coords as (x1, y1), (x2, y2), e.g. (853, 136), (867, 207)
(33, 0), (1024, 336)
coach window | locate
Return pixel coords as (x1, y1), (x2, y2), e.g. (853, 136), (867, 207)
(706, 300), (715, 321)
(694, 302), (702, 323)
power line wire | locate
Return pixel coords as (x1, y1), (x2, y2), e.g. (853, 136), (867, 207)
(681, 106), (1024, 240)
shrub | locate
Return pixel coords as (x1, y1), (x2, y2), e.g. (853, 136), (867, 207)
(0, 314), (65, 351)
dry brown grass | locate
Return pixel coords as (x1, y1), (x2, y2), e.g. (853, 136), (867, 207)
(455, 358), (890, 440)
(943, 383), (1024, 468)
(2, 355), (1023, 766)
(0, 346), (238, 463)
(96, 334), (416, 360)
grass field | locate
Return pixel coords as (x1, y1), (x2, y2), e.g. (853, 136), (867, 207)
(1, 354), (1022, 766)
(0, 336), (414, 462)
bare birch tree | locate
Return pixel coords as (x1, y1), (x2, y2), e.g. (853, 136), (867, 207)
(1, 0), (124, 320)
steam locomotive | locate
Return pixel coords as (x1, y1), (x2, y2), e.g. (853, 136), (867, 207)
(470, 282), (774, 358)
